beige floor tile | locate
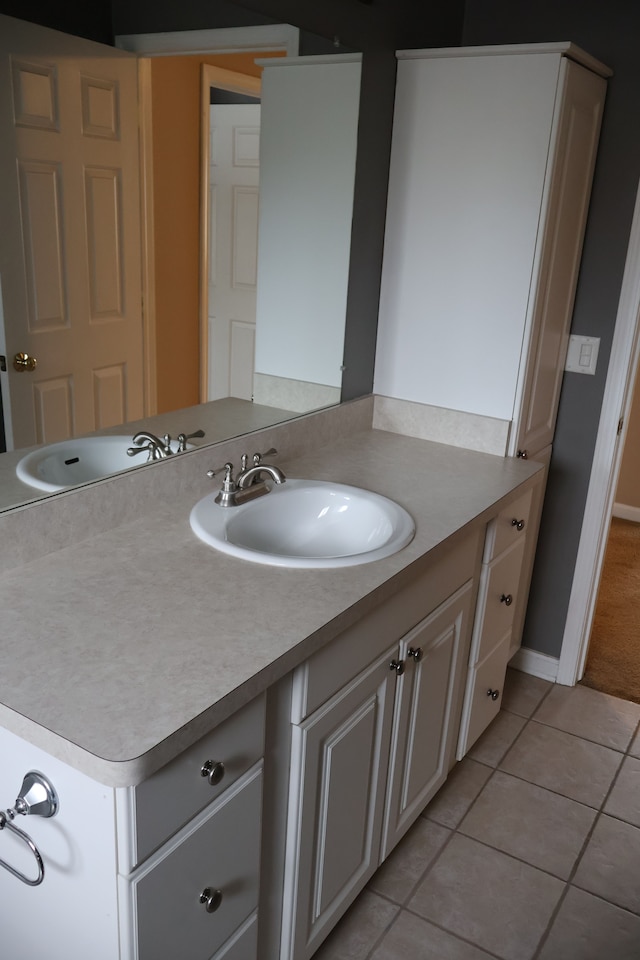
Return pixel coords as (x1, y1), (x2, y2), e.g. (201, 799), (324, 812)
(370, 911), (496, 960)
(408, 835), (564, 960)
(466, 710), (526, 767)
(459, 771), (596, 879)
(424, 758), (492, 829)
(539, 887), (640, 959)
(604, 755), (640, 828)
(312, 890), (399, 960)
(499, 721), (623, 808)
(573, 814), (640, 915)
(501, 668), (552, 718)
(629, 727), (640, 759)
(534, 683), (640, 751)
(368, 818), (451, 903)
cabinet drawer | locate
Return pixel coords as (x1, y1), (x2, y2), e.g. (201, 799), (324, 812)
(483, 487), (533, 562)
(131, 765), (262, 960)
(291, 529), (483, 723)
(133, 694), (265, 864)
(458, 632), (511, 758)
(473, 537), (526, 665)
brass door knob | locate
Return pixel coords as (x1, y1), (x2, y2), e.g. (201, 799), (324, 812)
(13, 352), (37, 372)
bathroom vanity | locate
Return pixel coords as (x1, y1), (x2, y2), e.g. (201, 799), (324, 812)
(0, 421), (543, 960)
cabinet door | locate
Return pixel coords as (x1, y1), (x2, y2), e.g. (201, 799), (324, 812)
(280, 647), (397, 960)
(512, 59), (607, 457)
(382, 581), (475, 858)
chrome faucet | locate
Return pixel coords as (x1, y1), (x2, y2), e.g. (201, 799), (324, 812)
(128, 431), (172, 461)
(208, 448), (286, 506)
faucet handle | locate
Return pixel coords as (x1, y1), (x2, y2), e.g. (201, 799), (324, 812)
(252, 447), (277, 466)
(207, 462), (234, 482)
(177, 429), (205, 453)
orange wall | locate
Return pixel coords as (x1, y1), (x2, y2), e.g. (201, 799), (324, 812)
(150, 53), (281, 414)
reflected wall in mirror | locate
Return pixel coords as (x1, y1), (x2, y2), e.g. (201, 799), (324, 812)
(0, 15), (362, 512)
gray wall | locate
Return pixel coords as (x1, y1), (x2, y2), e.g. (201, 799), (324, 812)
(0, 1), (113, 41)
(463, 1), (640, 657)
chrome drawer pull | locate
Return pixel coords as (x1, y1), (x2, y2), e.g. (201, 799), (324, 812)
(500, 593), (513, 606)
(487, 688), (500, 701)
(389, 659), (405, 675)
(199, 887), (223, 913)
(201, 760), (225, 786)
(511, 518), (525, 531)
(407, 646), (423, 662)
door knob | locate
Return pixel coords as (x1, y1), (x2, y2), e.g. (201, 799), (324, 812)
(13, 352), (37, 372)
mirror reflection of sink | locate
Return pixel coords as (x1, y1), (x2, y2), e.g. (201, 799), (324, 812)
(16, 435), (184, 492)
(189, 479), (415, 568)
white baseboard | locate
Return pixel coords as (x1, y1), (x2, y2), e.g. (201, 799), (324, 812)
(509, 647), (559, 682)
(612, 502), (640, 522)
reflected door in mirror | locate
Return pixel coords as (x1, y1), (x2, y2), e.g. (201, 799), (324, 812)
(0, 15), (144, 451)
(208, 102), (260, 401)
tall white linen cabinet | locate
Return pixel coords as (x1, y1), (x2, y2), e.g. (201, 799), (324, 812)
(375, 43), (610, 464)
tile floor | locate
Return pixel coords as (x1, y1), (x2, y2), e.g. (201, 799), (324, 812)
(312, 669), (640, 960)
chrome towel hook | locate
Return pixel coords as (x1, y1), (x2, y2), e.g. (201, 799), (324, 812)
(0, 771), (58, 886)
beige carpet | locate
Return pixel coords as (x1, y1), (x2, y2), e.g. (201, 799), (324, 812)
(581, 517), (640, 704)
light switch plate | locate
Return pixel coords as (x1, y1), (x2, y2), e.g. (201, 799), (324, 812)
(565, 334), (600, 375)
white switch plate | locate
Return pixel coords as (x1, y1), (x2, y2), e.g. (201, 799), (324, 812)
(565, 334), (600, 375)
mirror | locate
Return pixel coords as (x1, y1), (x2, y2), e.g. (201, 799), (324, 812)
(0, 15), (362, 512)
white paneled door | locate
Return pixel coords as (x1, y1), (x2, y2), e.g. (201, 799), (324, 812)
(208, 103), (260, 401)
(0, 15), (144, 450)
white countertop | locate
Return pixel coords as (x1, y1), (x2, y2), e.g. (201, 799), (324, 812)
(0, 429), (542, 787)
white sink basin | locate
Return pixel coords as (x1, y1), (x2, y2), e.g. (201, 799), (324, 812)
(16, 435), (182, 492)
(189, 478), (415, 568)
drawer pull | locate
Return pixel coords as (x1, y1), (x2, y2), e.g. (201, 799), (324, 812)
(407, 646), (423, 662)
(389, 659), (405, 676)
(487, 688), (500, 701)
(511, 518), (525, 531)
(500, 593), (513, 606)
(201, 760), (225, 786)
(199, 887), (223, 913)
(516, 449), (528, 459)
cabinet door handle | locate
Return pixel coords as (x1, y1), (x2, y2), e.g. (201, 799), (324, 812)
(201, 760), (225, 786)
(487, 688), (500, 701)
(407, 646), (423, 662)
(500, 593), (513, 606)
(511, 518), (525, 531)
(199, 887), (223, 913)
(516, 449), (528, 459)
(389, 659), (405, 675)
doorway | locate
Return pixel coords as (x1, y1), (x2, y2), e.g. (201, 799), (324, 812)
(115, 25), (298, 416)
(201, 70), (262, 403)
(579, 366), (640, 702)
(559, 175), (640, 687)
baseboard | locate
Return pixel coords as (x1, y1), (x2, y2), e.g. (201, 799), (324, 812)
(612, 502), (640, 522)
(509, 647), (559, 682)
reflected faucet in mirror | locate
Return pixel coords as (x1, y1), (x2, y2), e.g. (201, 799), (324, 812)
(127, 430), (205, 462)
